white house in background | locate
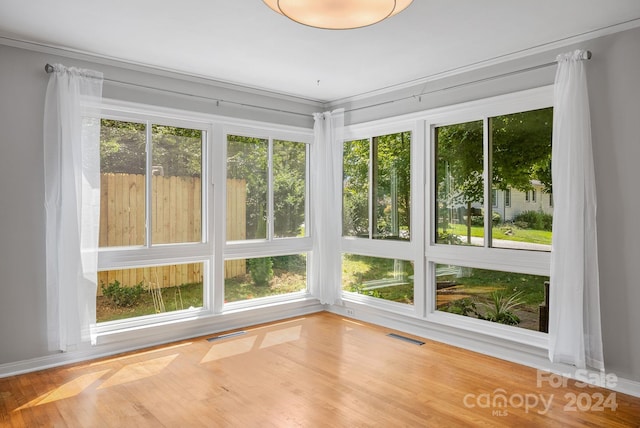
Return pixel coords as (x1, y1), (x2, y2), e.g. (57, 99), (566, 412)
(493, 180), (553, 222)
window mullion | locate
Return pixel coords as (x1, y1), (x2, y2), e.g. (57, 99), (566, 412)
(368, 137), (374, 239)
(483, 117), (491, 248)
(268, 137), (274, 241)
(145, 121), (153, 248)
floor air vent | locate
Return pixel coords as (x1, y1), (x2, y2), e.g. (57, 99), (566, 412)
(207, 331), (247, 342)
(387, 333), (425, 346)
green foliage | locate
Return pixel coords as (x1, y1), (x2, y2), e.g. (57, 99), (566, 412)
(437, 231), (463, 245)
(492, 108), (553, 193)
(477, 291), (524, 326)
(343, 138), (371, 237)
(227, 136), (268, 239)
(470, 211), (501, 227)
(101, 280), (145, 308)
(97, 282), (204, 322)
(442, 298), (477, 316)
(273, 141), (307, 238)
(513, 210), (553, 231)
(227, 136), (306, 240)
(272, 254), (306, 274)
(436, 108), (553, 240)
(342, 132), (411, 239)
(247, 257), (274, 286)
(100, 120), (202, 177)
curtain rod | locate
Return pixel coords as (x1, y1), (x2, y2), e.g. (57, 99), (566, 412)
(45, 50), (591, 118)
(343, 50), (592, 114)
(44, 63), (312, 118)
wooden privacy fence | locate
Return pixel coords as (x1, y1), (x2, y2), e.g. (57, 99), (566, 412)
(97, 173), (247, 294)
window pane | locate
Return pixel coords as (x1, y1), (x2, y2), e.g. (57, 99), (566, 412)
(343, 139), (369, 237)
(224, 254), (307, 303)
(97, 262), (204, 323)
(435, 264), (548, 332)
(227, 135), (268, 241)
(435, 120), (484, 246)
(491, 107), (553, 251)
(99, 119), (146, 247)
(342, 254), (414, 305)
(273, 140), (307, 238)
(373, 132), (411, 241)
(152, 125), (203, 245)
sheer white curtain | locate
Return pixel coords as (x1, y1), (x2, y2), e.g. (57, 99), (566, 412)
(44, 64), (103, 351)
(310, 109), (344, 304)
(549, 50), (604, 370)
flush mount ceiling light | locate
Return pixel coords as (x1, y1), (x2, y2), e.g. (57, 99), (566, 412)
(263, 0), (413, 30)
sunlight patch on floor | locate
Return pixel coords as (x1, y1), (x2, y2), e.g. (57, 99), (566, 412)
(97, 354), (178, 389)
(14, 369), (111, 410)
(201, 336), (258, 363)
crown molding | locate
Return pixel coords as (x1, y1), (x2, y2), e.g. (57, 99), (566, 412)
(0, 33), (325, 108)
(328, 17), (640, 108)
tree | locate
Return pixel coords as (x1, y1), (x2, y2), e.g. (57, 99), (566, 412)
(436, 107), (553, 243)
(492, 107), (553, 193)
(342, 132), (411, 240)
(343, 139), (370, 237)
(227, 136), (268, 239)
(436, 120), (484, 244)
(100, 120), (202, 177)
(226, 136), (307, 240)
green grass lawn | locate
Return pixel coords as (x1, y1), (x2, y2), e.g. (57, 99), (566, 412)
(224, 270), (306, 302)
(342, 254), (414, 304)
(97, 282), (204, 323)
(97, 267), (307, 322)
(446, 224), (552, 245)
(437, 267), (546, 306)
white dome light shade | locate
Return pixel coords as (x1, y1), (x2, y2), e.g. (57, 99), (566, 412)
(263, 0), (413, 30)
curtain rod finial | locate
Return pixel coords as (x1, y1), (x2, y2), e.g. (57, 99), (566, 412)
(583, 50), (592, 60)
(45, 63), (54, 73)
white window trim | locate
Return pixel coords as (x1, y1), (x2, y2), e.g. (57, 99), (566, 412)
(340, 120), (426, 317)
(95, 99), (316, 336)
(220, 124), (314, 310)
(424, 85), (553, 346)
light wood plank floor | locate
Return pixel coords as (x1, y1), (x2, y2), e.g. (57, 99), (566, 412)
(1, 312), (639, 427)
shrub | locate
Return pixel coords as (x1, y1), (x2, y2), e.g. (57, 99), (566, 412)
(272, 254), (306, 273)
(477, 291), (523, 326)
(470, 211), (501, 227)
(437, 231), (462, 245)
(513, 210), (552, 231)
(101, 280), (145, 308)
(443, 298), (477, 316)
(248, 257), (273, 286)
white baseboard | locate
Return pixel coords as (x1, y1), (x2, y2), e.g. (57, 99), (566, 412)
(0, 299), (324, 378)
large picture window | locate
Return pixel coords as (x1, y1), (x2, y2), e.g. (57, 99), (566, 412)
(341, 128), (417, 308)
(343, 131), (411, 241)
(428, 88), (553, 339)
(224, 132), (310, 305)
(434, 108), (553, 251)
(97, 116), (209, 326)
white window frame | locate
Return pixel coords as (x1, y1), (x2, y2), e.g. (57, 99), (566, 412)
(221, 124), (314, 311)
(425, 86), (553, 348)
(340, 120), (424, 317)
(95, 101), (214, 334)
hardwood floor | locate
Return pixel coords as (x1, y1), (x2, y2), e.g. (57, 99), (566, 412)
(1, 312), (639, 427)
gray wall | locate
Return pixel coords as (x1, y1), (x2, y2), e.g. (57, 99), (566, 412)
(0, 42), (318, 365)
(1, 26), (639, 383)
(335, 26), (640, 382)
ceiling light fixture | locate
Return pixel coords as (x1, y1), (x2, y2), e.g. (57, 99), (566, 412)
(263, 0), (413, 30)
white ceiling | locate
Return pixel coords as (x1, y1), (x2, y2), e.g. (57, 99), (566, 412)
(1, 0), (640, 103)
